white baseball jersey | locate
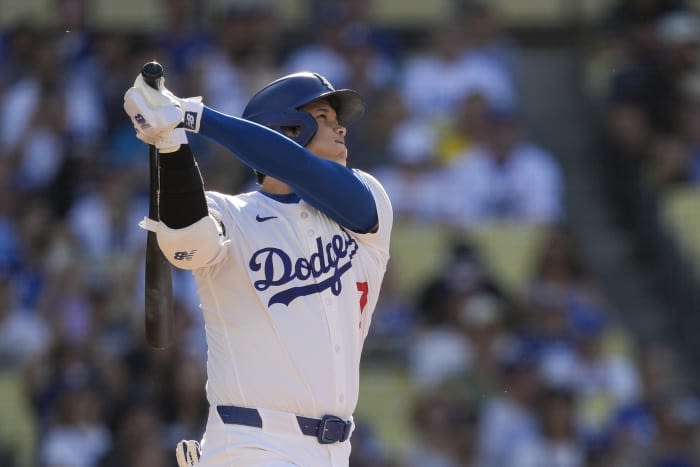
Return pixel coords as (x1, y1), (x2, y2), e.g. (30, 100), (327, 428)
(159, 169), (392, 464)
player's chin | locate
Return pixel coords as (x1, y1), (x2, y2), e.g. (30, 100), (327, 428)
(315, 144), (348, 165)
(332, 147), (349, 165)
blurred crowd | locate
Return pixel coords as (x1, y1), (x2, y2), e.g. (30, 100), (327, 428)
(587, 0), (700, 191)
(0, 0), (699, 466)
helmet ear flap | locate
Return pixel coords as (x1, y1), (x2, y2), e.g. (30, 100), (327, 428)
(248, 109), (318, 146)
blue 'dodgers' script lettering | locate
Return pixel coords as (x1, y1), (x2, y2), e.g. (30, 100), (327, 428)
(249, 232), (359, 306)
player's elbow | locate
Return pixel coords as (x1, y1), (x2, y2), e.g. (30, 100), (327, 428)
(349, 212), (378, 234)
(348, 197), (378, 233)
(156, 215), (226, 270)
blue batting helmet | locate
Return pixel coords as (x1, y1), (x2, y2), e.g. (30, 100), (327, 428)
(242, 71), (365, 147)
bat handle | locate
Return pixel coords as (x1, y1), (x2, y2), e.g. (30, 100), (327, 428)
(141, 61), (164, 90)
(142, 61), (163, 223)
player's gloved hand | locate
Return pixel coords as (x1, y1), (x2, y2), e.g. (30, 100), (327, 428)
(124, 73), (204, 152)
(132, 74), (204, 133)
(124, 84), (183, 139)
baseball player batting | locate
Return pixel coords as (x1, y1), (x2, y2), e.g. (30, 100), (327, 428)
(123, 70), (393, 466)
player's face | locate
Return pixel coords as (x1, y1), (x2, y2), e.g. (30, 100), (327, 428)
(301, 99), (348, 165)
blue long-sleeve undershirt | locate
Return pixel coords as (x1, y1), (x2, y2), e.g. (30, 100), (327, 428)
(199, 106), (378, 233)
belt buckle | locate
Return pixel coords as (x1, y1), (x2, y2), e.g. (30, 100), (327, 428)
(317, 415), (350, 444)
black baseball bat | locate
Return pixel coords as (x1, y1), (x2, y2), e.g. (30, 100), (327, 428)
(142, 60), (173, 349)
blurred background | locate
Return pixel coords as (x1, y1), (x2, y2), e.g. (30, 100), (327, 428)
(2, 0), (700, 465)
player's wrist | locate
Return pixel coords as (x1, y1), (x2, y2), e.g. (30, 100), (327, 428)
(161, 90), (203, 133)
(156, 127), (189, 153)
(179, 98), (203, 133)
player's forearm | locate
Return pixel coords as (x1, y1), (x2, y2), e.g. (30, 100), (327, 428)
(158, 144), (208, 228)
(199, 106), (378, 232)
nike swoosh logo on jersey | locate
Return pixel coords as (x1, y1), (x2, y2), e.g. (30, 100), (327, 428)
(256, 214), (278, 222)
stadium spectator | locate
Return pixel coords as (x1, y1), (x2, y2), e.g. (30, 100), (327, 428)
(441, 104), (564, 225)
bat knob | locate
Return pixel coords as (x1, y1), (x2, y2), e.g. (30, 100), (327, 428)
(141, 61), (164, 90)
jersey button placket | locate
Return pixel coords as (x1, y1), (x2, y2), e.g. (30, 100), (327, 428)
(298, 209), (315, 239)
(328, 315), (346, 411)
(301, 207), (345, 408)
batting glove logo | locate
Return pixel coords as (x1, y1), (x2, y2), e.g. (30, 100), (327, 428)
(184, 111), (197, 130)
(134, 113), (151, 130)
(173, 250), (197, 261)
